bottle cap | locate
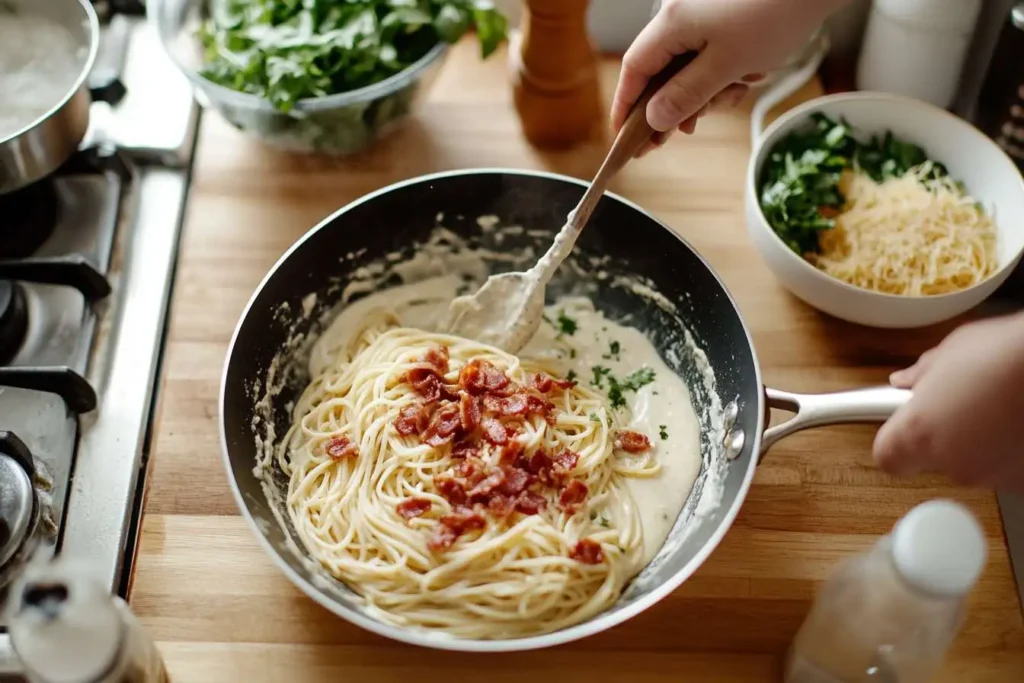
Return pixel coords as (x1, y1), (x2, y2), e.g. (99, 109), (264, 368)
(891, 499), (987, 597)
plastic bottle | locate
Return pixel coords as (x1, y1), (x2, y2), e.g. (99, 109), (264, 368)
(7, 555), (170, 683)
(785, 499), (987, 683)
(857, 0), (983, 109)
(510, 0), (602, 149)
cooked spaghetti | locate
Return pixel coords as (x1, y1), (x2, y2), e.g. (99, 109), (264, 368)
(809, 164), (998, 296)
(276, 308), (660, 638)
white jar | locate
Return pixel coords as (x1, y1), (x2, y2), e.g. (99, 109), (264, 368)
(857, 0), (983, 109)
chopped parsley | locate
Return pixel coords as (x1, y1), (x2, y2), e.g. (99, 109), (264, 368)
(566, 369), (577, 382)
(588, 412), (600, 422)
(569, 348), (577, 359)
(542, 313), (553, 326)
(659, 425), (668, 440)
(591, 364), (656, 409)
(556, 311), (577, 336)
(602, 339), (621, 361)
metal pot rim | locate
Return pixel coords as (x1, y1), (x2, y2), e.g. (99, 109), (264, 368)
(0, 0), (101, 145)
(217, 168), (766, 652)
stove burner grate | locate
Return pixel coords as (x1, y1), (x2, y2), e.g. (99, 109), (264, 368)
(0, 282), (28, 366)
(0, 182), (59, 258)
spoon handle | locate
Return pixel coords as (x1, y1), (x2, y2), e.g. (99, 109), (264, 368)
(532, 52), (698, 282)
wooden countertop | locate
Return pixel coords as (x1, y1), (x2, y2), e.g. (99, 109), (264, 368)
(129, 39), (1024, 681)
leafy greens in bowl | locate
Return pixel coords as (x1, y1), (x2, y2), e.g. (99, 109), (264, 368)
(153, 0), (508, 154)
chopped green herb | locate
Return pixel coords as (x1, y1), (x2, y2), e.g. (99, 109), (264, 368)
(597, 516), (610, 528)
(569, 348), (577, 359)
(542, 313), (554, 326)
(603, 339), (621, 361)
(556, 312), (577, 336)
(591, 365), (655, 410)
(607, 379), (626, 409)
(659, 425), (668, 440)
(591, 365), (611, 387)
(588, 413), (600, 422)
(566, 369), (577, 382)
(622, 367), (656, 391)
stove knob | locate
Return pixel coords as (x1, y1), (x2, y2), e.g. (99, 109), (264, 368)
(0, 432), (37, 570)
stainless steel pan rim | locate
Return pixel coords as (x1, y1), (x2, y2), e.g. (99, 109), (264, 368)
(219, 168), (909, 652)
(0, 0), (101, 194)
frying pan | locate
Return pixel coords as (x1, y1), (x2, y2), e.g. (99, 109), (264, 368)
(220, 169), (911, 652)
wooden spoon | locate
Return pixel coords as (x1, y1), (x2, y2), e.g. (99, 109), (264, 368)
(444, 53), (697, 353)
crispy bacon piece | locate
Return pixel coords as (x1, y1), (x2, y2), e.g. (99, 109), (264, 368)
(559, 480), (589, 510)
(481, 417), (510, 445)
(530, 373), (576, 393)
(325, 436), (358, 460)
(615, 430), (652, 454)
(552, 450), (579, 475)
(393, 403), (429, 436)
(450, 439), (480, 460)
(433, 474), (467, 506)
(482, 393), (529, 417)
(488, 494), (516, 518)
(570, 538), (604, 565)
(525, 394), (556, 423)
(498, 441), (524, 466)
(424, 402), (461, 447)
(468, 469), (506, 499)
(459, 392), (481, 432)
(497, 466), (531, 496)
(408, 371), (442, 402)
(515, 490), (547, 515)
(396, 498), (431, 520)
(428, 507), (488, 550)
(459, 359), (510, 395)
(523, 450), (553, 476)
(423, 345), (450, 375)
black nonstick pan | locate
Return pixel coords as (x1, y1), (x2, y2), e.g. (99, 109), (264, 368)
(219, 169), (910, 652)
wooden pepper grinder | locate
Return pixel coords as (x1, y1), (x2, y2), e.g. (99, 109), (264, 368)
(511, 0), (603, 149)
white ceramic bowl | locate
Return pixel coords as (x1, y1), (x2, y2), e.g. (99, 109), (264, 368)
(745, 91), (1024, 328)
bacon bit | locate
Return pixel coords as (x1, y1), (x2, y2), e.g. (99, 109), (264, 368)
(515, 490), (547, 515)
(489, 380), (524, 398)
(488, 494), (516, 518)
(393, 403), (429, 436)
(423, 345), (450, 375)
(525, 394), (556, 423)
(459, 392), (481, 432)
(428, 526), (457, 551)
(468, 469), (506, 499)
(451, 458), (480, 482)
(615, 430), (653, 454)
(396, 498), (432, 520)
(433, 474), (467, 506)
(408, 371), (442, 402)
(570, 538), (604, 565)
(559, 480), (589, 510)
(552, 448), (577, 475)
(440, 509), (486, 535)
(424, 402), (461, 447)
(459, 359), (510, 395)
(531, 373), (576, 392)
(523, 450), (553, 476)
(498, 441), (524, 466)
(497, 466), (531, 496)
(325, 436), (358, 460)
(450, 439), (480, 460)
(482, 393), (529, 417)
(481, 417), (510, 445)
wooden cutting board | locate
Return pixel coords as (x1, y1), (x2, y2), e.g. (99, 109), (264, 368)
(128, 39), (1024, 681)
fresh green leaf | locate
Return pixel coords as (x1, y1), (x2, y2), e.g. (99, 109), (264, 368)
(556, 312), (577, 336)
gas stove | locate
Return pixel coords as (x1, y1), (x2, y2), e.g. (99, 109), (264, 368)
(0, 0), (198, 672)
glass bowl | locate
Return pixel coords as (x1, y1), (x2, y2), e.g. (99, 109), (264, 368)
(149, 0), (449, 154)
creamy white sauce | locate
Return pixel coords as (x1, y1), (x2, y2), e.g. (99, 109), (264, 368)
(0, 11), (87, 140)
(312, 277), (703, 567)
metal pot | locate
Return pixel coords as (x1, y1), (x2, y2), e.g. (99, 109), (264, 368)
(219, 169), (911, 652)
(0, 0), (100, 195)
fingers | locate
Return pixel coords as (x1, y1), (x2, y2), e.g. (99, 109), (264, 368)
(611, 7), (694, 133)
(646, 50), (727, 132)
(873, 404), (931, 478)
(708, 83), (749, 110)
(890, 349), (936, 388)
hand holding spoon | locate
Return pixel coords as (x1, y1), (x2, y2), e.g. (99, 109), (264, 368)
(444, 53), (697, 353)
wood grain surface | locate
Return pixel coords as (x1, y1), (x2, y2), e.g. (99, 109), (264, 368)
(129, 39), (1024, 681)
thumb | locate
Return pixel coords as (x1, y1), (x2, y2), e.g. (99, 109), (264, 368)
(872, 405), (929, 478)
(646, 50), (730, 132)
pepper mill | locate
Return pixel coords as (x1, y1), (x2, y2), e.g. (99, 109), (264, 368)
(511, 0), (603, 149)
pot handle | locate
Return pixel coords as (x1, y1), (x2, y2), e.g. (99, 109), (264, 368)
(749, 33), (830, 143)
(761, 386), (912, 454)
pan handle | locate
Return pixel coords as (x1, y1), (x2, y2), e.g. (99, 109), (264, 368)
(761, 386), (912, 454)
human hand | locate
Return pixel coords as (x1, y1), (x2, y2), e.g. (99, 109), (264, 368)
(873, 311), (1024, 492)
(612, 0), (847, 153)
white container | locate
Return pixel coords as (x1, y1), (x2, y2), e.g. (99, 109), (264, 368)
(857, 0), (983, 109)
(746, 92), (1024, 329)
(785, 500), (987, 683)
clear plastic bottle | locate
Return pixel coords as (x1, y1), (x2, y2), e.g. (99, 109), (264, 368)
(785, 499), (987, 683)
